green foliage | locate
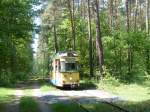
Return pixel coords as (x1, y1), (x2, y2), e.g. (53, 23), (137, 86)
(0, 0), (34, 85)
(38, 0), (150, 84)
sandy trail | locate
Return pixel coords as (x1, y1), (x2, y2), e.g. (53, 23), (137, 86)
(32, 82), (52, 112)
(6, 82), (52, 112)
(5, 89), (24, 112)
(39, 89), (119, 104)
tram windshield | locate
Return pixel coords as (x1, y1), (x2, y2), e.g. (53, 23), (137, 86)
(60, 61), (78, 72)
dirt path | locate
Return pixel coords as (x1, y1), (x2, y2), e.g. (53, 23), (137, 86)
(5, 82), (52, 112)
(5, 81), (119, 112)
(39, 89), (119, 105)
(32, 82), (52, 112)
(5, 89), (24, 112)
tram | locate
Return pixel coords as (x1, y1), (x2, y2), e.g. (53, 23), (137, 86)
(49, 51), (80, 88)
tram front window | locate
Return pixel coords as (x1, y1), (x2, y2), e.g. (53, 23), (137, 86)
(60, 61), (78, 72)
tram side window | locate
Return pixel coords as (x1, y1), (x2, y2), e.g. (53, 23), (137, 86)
(60, 61), (65, 72)
(55, 60), (60, 72)
(56, 65), (59, 71)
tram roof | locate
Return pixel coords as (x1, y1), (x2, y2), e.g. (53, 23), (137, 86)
(55, 51), (78, 58)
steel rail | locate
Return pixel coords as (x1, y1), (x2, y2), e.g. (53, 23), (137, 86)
(62, 90), (130, 112)
(84, 91), (130, 112)
(62, 91), (91, 112)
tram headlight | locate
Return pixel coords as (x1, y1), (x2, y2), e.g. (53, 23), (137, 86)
(63, 80), (65, 84)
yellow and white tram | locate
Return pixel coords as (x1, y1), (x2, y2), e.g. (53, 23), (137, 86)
(49, 51), (80, 88)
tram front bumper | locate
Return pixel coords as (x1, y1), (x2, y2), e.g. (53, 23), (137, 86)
(62, 82), (80, 88)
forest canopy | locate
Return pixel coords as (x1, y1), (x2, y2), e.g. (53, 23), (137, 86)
(0, 0), (34, 85)
(36, 0), (150, 82)
(0, 0), (150, 86)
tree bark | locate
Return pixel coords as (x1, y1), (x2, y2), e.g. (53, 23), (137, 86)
(88, 0), (93, 77)
(134, 0), (138, 31)
(146, 0), (149, 34)
(54, 24), (58, 53)
(67, 0), (76, 51)
(146, 0), (150, 73)
(126, 0), (132, 74)
(95, 0), (104, 78)
(109, 0), (113, 30)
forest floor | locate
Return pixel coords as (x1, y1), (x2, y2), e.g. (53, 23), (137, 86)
(0, 79), (150, 112)
(0, 79), (119, 112)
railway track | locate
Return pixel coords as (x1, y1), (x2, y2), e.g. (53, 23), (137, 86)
(62, 90), (130, 112)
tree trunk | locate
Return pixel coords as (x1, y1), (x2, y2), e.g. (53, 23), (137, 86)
(95, 0), (104, 78)
(109, 0), (113, 30)
(126, 0), (129, 33)
(126, 0), (132, 74)
(134, 0), (138, 31)
(53, 24), (58, 53)
(146, 0), (149, 35)
(67, 0), (76, 51)
(146, 0), (150, 73)
(88, 0), (93, 77)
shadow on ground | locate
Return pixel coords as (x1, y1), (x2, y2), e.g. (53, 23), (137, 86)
(1, 79), (150, 112)
(38, 93), (150, 112)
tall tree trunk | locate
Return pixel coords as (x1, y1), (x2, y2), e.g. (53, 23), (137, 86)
(95, 0), (104, 78)
(134, 0), (138, 31)
(54, 24), (58, 53)
(67, 0), (76, 51)
(53, 8), (58, 53)
(109, 0), (113, 30)
(88, 0), (93, 77)
(126, 0), (132, 74)
(146, 0), (150, 73)
(72, 0), (76, 50)
(114, 0), (119, 30)
(146, 0), (149, 35)
(139, 2), (142, 31)
(126, 0), (129, 33)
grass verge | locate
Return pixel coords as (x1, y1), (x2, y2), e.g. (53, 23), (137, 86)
(51, 101), (150, 112)
(51, 102), (122, 112)
(0, 88), (15, 112)
(115, 100), (150, 112)
(39, 80), (56, 92)
(98, 78), (150, 102)
(97, 77), (150, 112)
(40, 84), (56, 92)
(19, 97), (39, 112)
(51, 103), (85, 112)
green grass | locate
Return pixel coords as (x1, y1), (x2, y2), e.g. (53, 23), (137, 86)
(51, 103), (85, 112)
(0, 88), (15, 96)
(40, 84), (56, 92)
(98, 78), (150, 102)
(51, 101), (150, 112)
(51, 102), (122, 112)
(0, 88), (15, 112)
(115, 100), (150, 112)
(19, 97), (39, 112)
(96, 77), (150, 112)
(83, 103), (121, 112)
(23, 89), (33, 96)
